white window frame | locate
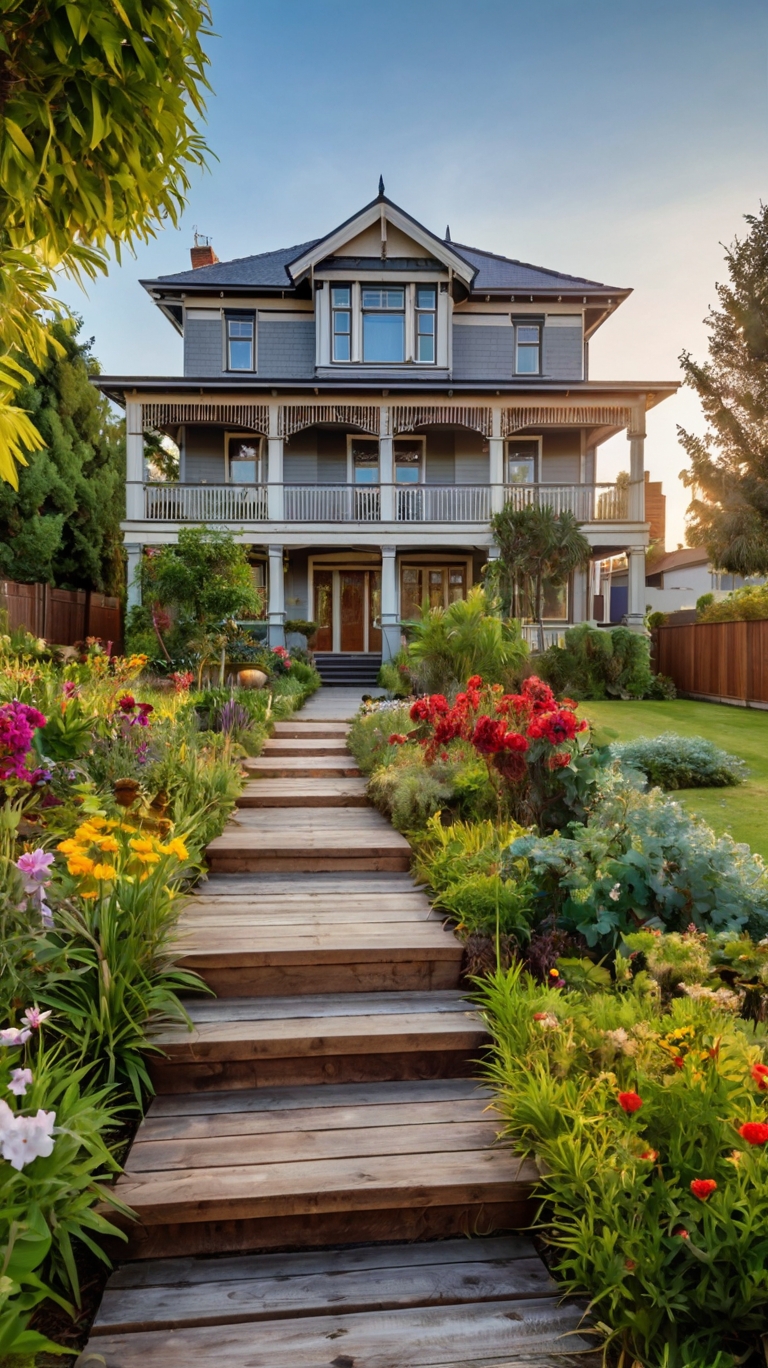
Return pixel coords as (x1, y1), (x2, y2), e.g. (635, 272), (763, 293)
(504, 436), (541, 484)
(327, 282), (439, 366)
(394, 434), (426, 483)
(331, 285), (352, 362)
(224, 312), (256, 372)
(415, 285), (437, 363)
(346, 434), (380, 484)
(513, 320), (542, 376)
(225, 432), (265, 484)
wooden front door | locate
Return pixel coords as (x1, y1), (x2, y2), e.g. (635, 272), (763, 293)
(368, 571), (382, 652)
(340, 571), (366, 652)
(313, 570), (333, 651)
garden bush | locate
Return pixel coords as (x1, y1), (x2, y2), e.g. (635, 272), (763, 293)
(698, 584), (768, 622)
(399, 586), (528, 695)
(540, 622), (672, 700)
(478, 958), (768, 1368)
(611, 732), (747, 789)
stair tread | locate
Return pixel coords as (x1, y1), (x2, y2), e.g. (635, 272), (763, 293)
(148, 1078), (492, 1117)
(149, 1007), (486, 1056)
(174, 992), (470, 1020)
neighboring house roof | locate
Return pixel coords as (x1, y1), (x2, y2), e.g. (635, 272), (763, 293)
(650, 547), (710, 575)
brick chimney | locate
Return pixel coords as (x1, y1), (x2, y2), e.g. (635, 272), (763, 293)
(190, 233), (218, 269)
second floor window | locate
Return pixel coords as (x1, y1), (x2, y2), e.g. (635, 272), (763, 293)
(226, 314), (254, 370)
(515, 323), (541, 375)
(416, 287), (436, 362)
(332, 287), (351, 361)
(363, 287), (405, 362)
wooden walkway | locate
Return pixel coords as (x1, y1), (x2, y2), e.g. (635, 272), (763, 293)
(77, 688), (594, 1367)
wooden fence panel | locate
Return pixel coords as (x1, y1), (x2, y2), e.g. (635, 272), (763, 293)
(0, 580), (122, 650)
(655, 620), (768, 706)
(1, 580), (43, 635)
(46, 588), (87, 645)
(86, 593), (122, 649)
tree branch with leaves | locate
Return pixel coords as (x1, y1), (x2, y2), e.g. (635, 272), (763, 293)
(488, 503), (591, 651)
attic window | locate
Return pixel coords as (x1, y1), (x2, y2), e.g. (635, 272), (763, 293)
(226, 313), (255, 371)
(362, 287), (405, 363)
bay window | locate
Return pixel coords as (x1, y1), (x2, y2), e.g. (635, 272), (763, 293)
(362, 287), (405, 362)
(332, 287), (351, 361)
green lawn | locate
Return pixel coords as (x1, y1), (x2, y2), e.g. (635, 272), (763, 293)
(581, 699), (768, 859)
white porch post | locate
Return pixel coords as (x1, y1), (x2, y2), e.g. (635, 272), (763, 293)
(379, 406), (394, 521)
(489, 406), (504, 514)
(572, 565), (588, 624)
(627, 404), (646, 523)
(125, 542), (142, 610)
(380, 545), (399, 662)
(267, 403), (284, 521)
(125, 399), (144, 520)
(267, 543), (285, 647)
(627, 547), (647, 630)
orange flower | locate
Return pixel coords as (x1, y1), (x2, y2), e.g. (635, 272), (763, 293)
(67, 853), (95, 877)
(98, 835), (119, 853)
(640, 1149), (658, 1162)
(159, 836), (189, 861)
(690, 1178), (717, 1201)
(92, 863), (117, 881)
(57, 838), (82, 856)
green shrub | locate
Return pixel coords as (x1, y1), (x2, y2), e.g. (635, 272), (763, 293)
(347, 704), (415, 775)
(368, 759), (455, 831)
(437, 872), (534, 939)
(699, 584), (768, 622)
(540, 623), (663, 699)
(646, 610), (668, 629)
(611, 733), (747, 790)
(401, 586), (528, 694)
(477, 961), (768, 1368)
(696, 592), (715, 618)
(507, 782), (768, 948)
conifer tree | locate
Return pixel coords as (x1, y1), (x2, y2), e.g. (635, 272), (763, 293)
(679, 205), (768, 574)
(0, 320), (124, 593)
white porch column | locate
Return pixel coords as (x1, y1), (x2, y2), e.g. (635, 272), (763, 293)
(627, 547), (647, 630)
(125, 399), (144, 520)
(125, 542), (142, 610)
(380, 545), (400, 662)
(379, 406), (394, 521)
(572, 565), (588, 624)
(267, 543), (285, 647)
(627, 404), (646, 523)
(267, 403), (284, 521)
(489, 406), (504, 514)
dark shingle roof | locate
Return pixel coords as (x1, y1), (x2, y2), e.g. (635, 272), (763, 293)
(449, 243), (618, 293)
(144, 240), (320, 289)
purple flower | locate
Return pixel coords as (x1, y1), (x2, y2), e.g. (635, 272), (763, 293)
(22, 1007), (52, 1030)
(16, 849), (55, 890)
(7, 1068), (33, 1097)
(61, 681), (79, 699)
(0, 1027), (32, 1047)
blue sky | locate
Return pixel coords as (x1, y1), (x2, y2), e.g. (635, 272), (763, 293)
(63, 0), (768, 544)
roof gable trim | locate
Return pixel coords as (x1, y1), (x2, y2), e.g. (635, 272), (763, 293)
(287, 197), (475, 285)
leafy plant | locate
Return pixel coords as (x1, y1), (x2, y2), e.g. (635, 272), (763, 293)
(540, 622), (666, 700)
(401, 586), (528, 694)
(611, 733), (747, 789)
(488, 503), (591, 650)
(698, 584), (768, 622)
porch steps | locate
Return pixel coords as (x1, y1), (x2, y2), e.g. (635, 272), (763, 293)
(77, 701), (595, 1366)
(244, 753), (361, 778)
(204, 805), (412, 875)
(270, 720), (349, 738)
(236, 777), (368, 807)
(260, 736), (351, 756)
(313, 652), (382, 687)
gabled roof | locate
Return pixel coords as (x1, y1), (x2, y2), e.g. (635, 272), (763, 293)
(142, 239), (320, 290)
(448, 243), (621, 295)
(650, 546), (710, 575)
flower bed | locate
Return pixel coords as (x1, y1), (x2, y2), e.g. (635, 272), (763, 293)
(0, 632), (318, 1356)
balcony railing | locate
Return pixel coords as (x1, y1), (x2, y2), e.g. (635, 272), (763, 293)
(140, 481), (632, 525)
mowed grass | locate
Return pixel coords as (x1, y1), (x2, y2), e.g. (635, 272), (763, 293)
(581, 699), (768, 860)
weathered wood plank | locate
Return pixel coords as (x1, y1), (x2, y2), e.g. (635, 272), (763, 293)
(237, 778), (368, 807)
(138, 1098), (494, 1143)
(190, 958), (462, 997)
(174, 992), (471, 1022)
(148, 1009), (486, 1057)
(148, 1078), (491, 1117)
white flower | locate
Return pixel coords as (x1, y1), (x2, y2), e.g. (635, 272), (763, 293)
(0, 1027), (31, 1047)
(7, 1069), (32, 1097)
(608, 882), (621, 902)
(0, 1108), (56, 1171)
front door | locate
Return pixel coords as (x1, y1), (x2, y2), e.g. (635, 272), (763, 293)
(312, 567), (382, 652)
(340, 571), (365, 652)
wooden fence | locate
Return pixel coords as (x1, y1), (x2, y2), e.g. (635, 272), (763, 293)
(0, 579), (122, 650)
(654, 620), (768, 707)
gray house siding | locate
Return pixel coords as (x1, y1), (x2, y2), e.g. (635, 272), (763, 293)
(258, 318), (315, 378)
(183, 318), (222, 377)
(183, 426), (225, 482)
(284, 430), (318, 484)
(541, 432), (580, 483)
(425, 431), (455, 484)
(452, 322), (514, 381)
(455, 430), (489, 484)
(542, 321), (583, 380)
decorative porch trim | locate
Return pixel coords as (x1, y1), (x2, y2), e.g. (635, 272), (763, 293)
(279, 404), (381, 438)
(391, 404), (492, 437)
(141, 401), (270, 433)
(501, 404), (632, 435)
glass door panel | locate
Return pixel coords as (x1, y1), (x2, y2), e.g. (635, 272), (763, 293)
(313, 570), (333, 651)
(368, 571), (382, 652)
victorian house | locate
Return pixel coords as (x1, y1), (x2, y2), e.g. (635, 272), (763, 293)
(99, 185), (677, 681)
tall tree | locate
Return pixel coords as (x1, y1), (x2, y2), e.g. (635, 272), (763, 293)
(0, 319), (125, 592)
(488, 503), (591, 650)
(679, 205), (768, 575)
(0, 0), (211, 484)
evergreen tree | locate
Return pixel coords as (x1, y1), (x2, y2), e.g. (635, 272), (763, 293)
(679, 205), (768, 574)
(0, 321), (125, 594)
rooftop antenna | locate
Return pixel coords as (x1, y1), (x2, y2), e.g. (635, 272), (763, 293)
(445, 224), (451, 242)
(378, 175), (385, 196)
(192, 225), (211, 247)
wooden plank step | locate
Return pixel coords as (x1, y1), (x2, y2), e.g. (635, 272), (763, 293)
(236, 777), (368, 807)
(147, 993), (487, 1091)
(271, 721), (350, 736)
(148, 1077), (491, 1118)
(262, 737), (352, 755)
(245, 755), (361, 778)
(205, 809), (412, 873)
(77, 1295), (595, 1366)
(180, 898), (438, 925)
(196, 871), (418, 895)
(109, 1076), (536, 1258)
(89, 1236), (556, 1334)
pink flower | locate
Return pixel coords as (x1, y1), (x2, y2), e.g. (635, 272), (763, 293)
(0, 1101), (56, 1170)
(22, 1007), (51, 1030)
(16, 849), (55, 890)
(0, 1027), (31, 1047)
(7, 1068), (33, 1097)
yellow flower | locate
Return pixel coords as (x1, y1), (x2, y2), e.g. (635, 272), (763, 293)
(118, 823), (138, 833)
(129, 837), (156, 854)
(67, 853), (95, 877)
(75, 822), (104, 845)
(160, 837), (189, 861)
(92, 863), (117, 881)
(57, 838), (83, 856)
(80, 890), (99, 900)
(98, 836), (119, 853)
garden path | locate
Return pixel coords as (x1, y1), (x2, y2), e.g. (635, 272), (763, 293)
(75, 689), (595, 1367)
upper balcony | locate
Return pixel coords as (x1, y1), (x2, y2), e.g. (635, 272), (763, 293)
(140, 480), (629, 525)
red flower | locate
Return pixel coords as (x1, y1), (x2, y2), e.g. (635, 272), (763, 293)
(528, 708), (579, 744)
(624, 1259), (636, 1271)
(690, 1178), (717, 1201)
(751, 1063), (768, 1091)
(547, 752), (571, 770)
(673, 1056), (685, 1070)
(466, 675), (483, 690)
(674, 1227), (690, 1239)
(118, 694), (136, 712)
(388, 734), (407, 745)
(471, 715), (529, 757)
(738, 1121), (768, 1146)
(640, 1149), (658, 1161)
(618, 1091), (643, 1114)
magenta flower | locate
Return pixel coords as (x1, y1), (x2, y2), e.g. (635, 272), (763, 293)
(7, 1068), (33, 1097)
(0, 1027), (32, 1047)
(22, 1007), (52, 1030)
(16, 849), (55, 890)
